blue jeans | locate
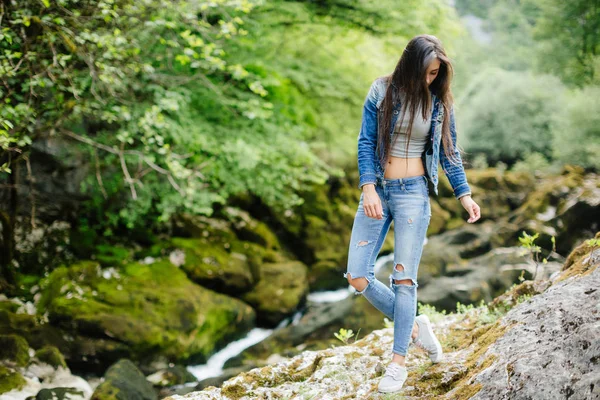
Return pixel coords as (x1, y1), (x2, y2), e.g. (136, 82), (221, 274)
(344, 174), (431, 356)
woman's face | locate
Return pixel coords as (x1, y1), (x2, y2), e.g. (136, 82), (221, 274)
(425, 58), (441, 86)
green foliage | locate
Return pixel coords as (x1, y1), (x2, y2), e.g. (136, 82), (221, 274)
(518, 230), (558, 280)
(1, 0), (459, 237)
(586, 238), (600, 247)
(453, 0), (599, 172)
(454, 0), (496, 18)
(0, 0), (332, 233)
(333, 327), (354, 344)
(529, 0), (600, 87)
(459, 68), (564, 166)
(511, 151), (553, 175)
(455, 301), (476, 315)
(550, 85), (600, 170)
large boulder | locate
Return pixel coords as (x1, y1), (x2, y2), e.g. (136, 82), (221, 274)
(170, 237), (256, 294)
(36, 259), (256, 372)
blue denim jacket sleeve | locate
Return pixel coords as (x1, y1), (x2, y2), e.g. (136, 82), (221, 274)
(440, 106), (472, 200)
(357, 80), (380, 189)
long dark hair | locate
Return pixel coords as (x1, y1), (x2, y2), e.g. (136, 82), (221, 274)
(377, 34), (463, 170)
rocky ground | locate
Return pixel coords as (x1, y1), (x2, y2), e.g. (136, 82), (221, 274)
(165, 232), (600, 400)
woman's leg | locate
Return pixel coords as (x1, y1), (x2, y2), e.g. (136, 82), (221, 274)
(387, 177), (431, 364)
(344, 184), (396, 320)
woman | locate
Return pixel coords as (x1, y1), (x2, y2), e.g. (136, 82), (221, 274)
(344, 34), (481, 393)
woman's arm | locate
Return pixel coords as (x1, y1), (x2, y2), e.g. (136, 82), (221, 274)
(357, 79), (381, 190)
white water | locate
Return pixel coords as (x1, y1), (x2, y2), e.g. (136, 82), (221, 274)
(186, 314), (294, 381)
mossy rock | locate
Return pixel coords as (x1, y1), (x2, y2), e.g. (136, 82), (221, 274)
(304, 215), (350, 265)
(308, 260), (345, 291)
(171, 237), (255, 294)
(467, 168), (534, 192)
(242, 261), (309, 326)
(0, 305), (70, 363)
(0, 365), (26, 395)
(92, 359), (157, 400)
(171, 213), (238, 243)
(35, 345), (67, 369)
(132, 239), (175, 260)
(220, 207), (281, 250)
(0, 333), (30, 367)
(554, 231), (600, 284)
(37, 259), (256, 368)
(94, 244), (132, 267)
(0, 300), (20, 314)
(504, 165), (597, 253)
(508, 165), (584, 226)
(28, 387), (86, 400)
(263, 176), (358, 289)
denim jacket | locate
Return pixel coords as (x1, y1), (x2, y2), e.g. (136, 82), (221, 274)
(357, 77), (472, 200)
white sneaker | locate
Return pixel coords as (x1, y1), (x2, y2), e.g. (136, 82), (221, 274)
(412, 314), (444, 363)
(377, 362), (408, 393)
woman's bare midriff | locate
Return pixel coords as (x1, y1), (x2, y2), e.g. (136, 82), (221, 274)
(383, 156), (426, 179)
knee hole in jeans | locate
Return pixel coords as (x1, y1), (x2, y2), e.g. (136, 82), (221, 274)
(393, 264), (414, 285)
(346, 273), (369, 291)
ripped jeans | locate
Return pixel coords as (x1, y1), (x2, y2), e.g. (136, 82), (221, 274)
(344, 175), (431, 356)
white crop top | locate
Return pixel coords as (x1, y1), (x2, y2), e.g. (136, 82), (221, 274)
(390, 99), (432, 158)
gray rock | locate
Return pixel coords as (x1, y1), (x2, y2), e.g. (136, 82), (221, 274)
(92, 359), (158, 400)
(465, 254), (600, 399)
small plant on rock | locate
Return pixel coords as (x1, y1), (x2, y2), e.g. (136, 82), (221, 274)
(518, 231), (558, 281)
(333, 328), (355, 345)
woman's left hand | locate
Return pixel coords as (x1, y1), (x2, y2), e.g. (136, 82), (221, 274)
(459, 195), (481, 223)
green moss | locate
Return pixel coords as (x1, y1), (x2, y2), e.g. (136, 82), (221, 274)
(343, 351), (363, 362)
(0, 334), (30, 367)
(555, 231), (600, 283)
(221, 382), (247, 400)
(171, 237), (254, 293)
(221, 207), (281, 250)
(446, 320), (514, 396)
(242, 261), (309, 325)
(510, 167), (583, 227)
(308, 260), (345, 291)
(95, 244), (132, 266)
(0, 301), (19, 314)
(407, 310), (516, 398)
(0, 365), (26, 395)
(37, 259), (256, 364)
(35, 345), (67, 368)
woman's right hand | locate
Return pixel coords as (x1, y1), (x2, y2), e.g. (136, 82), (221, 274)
(362, 185), (383, 219)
